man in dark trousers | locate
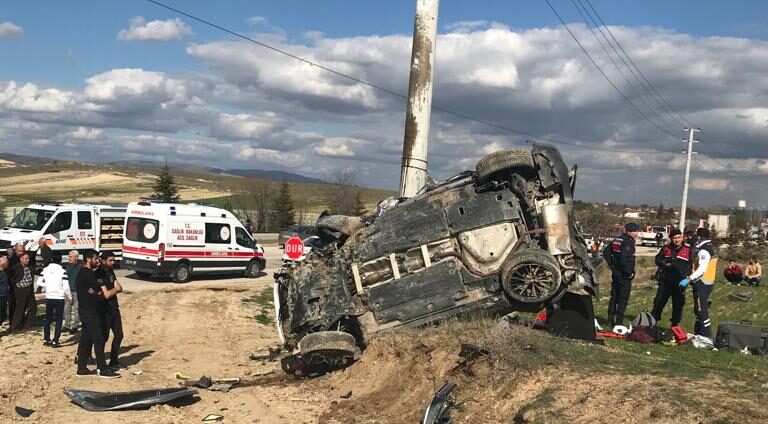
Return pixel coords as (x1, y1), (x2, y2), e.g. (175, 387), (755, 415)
(10, 252), (36, 332)
(603, 222), (639, 327)
(6, 243), (26, 325)
(651, 229), (691, 326)
(681, 228), (718, 348)
(0, 257), (9, 328)
(96, 252), (124, 370)
(75, 251), (121, 378)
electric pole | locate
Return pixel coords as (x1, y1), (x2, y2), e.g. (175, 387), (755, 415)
(679, 127), (700, 231)
(399, 0), (440, 198)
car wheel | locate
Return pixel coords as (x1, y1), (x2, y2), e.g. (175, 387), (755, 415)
(282, 331), (360, 376)
(172, 262), (192, 283)
(244, 260), (262, 278)
(316, 215), (364, 236)
(500, 248), (562, 303)
(135, 271), (152, 279)
(476, 149), (535, 184)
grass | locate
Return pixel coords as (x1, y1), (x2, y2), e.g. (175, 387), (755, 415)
(242, 287), (275, 325)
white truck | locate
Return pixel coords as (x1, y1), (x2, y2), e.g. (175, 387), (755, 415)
(638, 225), (667, 247)
(0, 202), (126, 263)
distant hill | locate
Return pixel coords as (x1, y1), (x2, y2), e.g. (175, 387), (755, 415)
(0, 152), (79, 165)
(108, 160), (327, 184)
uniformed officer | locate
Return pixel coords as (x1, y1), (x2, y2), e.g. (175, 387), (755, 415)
(603, 222), (639, 327)
(680, 227), (718, 347)
(651, 228), (690, 326)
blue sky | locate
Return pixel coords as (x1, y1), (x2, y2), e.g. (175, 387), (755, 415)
(2, 1), (766, 87)
(1, 1), (767, 206)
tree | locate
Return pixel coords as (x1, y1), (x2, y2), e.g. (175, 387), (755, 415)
(152, 161), (181, 203)
(325, 168), (365, 216)
(575, 204), (617, 241)
(241, 179), (277, 232)
(656, 202), (665, 220)
(271, 182), (296, 231)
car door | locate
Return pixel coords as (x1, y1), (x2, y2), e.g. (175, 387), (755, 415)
(234, 226), (255, 269)
(76, 210), (95, 246)
(204, 222), (233, 270)
(43, 211), (75, 251)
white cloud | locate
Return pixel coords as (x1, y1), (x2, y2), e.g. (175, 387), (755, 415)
(66, 127), (103, 140)
(209, 113), (282, 140)
(117, 17), (192, 42)
(691, 178), (731, 191)
(0, 22), (23, 39)
(314, 137), (366, 158)
(445, 20), (490, 33)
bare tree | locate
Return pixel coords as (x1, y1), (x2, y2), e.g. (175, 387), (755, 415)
(325, 168), (365, 216)
(575, 204), (618, 241)
(242, 179), (277, 232)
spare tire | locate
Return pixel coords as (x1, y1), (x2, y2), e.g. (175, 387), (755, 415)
(281, 331), (360, 377)
(298, 331), (358, 355)
(476, 149), (535, 184)
(500, 248), (562, 304)
(316, 215), (364, 236)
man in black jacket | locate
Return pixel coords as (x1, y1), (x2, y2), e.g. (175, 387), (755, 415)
(603, 223), (639, 327)
(96, 252), (124, 370)
(10, 252), (36, 332)
(651, 229), (691, 326)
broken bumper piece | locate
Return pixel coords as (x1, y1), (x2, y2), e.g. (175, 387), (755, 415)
(64, 387), (198, 412)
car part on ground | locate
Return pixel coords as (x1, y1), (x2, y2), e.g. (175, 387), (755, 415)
(274, 143), (596, 375)
(63, 387), (198, 411)
(421, 381), (457, 424)
(280, 331), (361, 377)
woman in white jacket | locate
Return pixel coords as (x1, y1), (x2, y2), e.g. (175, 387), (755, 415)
(38, 263), (72, 347)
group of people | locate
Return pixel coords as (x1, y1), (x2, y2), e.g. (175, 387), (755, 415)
(604, 223), (719, 347)
(0, 242), (126, 378)
(724, 257), (762, 287)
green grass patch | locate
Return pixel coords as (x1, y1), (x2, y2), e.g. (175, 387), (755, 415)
(242, 287), (274, 325)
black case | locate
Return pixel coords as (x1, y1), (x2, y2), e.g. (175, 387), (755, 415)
(715, 320), (768, 354)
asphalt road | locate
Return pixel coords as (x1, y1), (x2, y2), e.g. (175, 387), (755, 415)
(114, 244), (283, 292)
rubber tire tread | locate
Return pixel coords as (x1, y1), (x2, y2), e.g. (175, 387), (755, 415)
(172, 262), (192, 284)
(476, 149), (534, 184)
(298, 331), (358, 355)
(500, 248), (562, 304)
(316, 215), (364, 236)
(245, 260), (261, 278)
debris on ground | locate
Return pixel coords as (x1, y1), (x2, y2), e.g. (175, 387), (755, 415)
(15, 406), (35, 418)
(421, 382), (456, 424)
(202, 413), (224, 422)
(174, 371), (193, 380)
(182, 376), (241, 393)
(64, 387), (198, 411)
(249, 347), (282, 362)
(728, 291), (753, 302)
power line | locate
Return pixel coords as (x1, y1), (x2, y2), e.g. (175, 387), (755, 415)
(147, 0), (675, 155)
(572, 0), (685, 130)
(582, 0), (694, 128)
(543, 0), (680, 139)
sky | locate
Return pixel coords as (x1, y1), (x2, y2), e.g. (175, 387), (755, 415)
(1, 0), (767, 207)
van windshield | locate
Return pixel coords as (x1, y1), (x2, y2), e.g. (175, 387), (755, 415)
(8, 208), (53, 231)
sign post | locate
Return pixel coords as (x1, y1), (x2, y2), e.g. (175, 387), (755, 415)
(284, 236), (305, 261)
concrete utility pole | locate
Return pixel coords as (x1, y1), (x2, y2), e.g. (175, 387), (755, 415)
(399, 0), (440, 198)
(679, 127), (700, 231)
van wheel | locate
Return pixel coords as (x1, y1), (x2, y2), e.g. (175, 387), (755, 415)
(135, 271), (152, 279)
(172, 262), (192, 283)
(244, 260), (262, 278)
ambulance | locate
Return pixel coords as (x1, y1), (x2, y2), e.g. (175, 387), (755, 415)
(121, 201), (266, 283)
(0, 202), (126, 263)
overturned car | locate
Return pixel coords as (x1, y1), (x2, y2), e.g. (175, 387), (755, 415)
(274, 143), (596, 375)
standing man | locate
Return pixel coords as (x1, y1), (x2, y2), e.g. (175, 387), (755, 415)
(245, 219), (254, 235)
(680, 228), (718, 348)
(96, 252), (124, 370)
(63, 250), (82, 334)
(651, 229), (690, 326)
(7, 243), (25, 323)
(38, 261), (71, 347)
(75, 251), (121, 378)
(37, 237), (53, 269)
(603, 223), (639, 327)
(0, 257), (9, 328)
(10, 252), (36, 332)
(655, 231), (664, 248)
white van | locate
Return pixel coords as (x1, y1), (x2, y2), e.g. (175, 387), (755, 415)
(0, 202), (126, 262)
(121, 201), (266, 283)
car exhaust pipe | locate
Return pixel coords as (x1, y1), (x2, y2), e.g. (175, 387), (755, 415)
(541, 204), (572, 255)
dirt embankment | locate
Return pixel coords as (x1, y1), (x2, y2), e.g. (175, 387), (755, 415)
(1, 283), (765, 423)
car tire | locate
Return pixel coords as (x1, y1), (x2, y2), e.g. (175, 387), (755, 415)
(476, 149), (535, 184)
(500, 248), (562, 304)
(135, 271), (152, 279)
(172, 262), (192, 284)
(298, 331), (359, 354)
(244, 260), (262, 278)
(316, 215), (364, 236)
